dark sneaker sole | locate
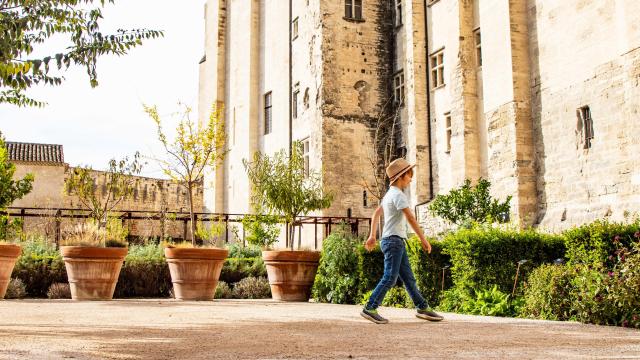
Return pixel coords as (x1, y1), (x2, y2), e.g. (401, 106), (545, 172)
(416, 313), (444, 322)
(360, 311), (389, 324)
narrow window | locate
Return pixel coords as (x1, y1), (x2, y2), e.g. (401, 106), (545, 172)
(579, 106), (594, 149)
(395, 0), (402, 26)
(445, 112), (452, 153)
(303, 88), (310, 109)
(293, 83), (300, 119)
(302, 138), (310, 178)
(363, 190), (368, 207)
(345, 0), (363, 20)
(264, 92), (272, 135)
(474, 29), (482, 67)
(394, 70), (405, 107)
(292, 17), (299, 40)
(430, 50), (445, 88)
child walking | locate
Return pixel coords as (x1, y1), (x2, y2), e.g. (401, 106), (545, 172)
(361, 158), (444, 324)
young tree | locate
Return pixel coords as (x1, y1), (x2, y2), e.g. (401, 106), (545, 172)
(145, 104), (226, 246)
(0, 0), (163, 107)
(243, 141), (333, 250)
(0, 136), (34, 240)
(64, 153), (143, 227)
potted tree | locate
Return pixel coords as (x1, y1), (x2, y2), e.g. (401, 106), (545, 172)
(0, 136), (34, 299)
(243, 141), (333, 301)
(62, 154), (141, 300)
(146, 104), (228, 300)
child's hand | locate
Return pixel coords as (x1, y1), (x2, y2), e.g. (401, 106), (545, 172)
(364, 236), (377, 252)
(421, 239), (432, 254)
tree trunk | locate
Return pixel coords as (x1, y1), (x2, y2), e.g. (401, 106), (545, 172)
(187, 184), (196, 246)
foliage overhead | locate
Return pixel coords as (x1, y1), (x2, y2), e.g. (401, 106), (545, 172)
(428, 178), (511, 225)
(0, 0), (163, 107)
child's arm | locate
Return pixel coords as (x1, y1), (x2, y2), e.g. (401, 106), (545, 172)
(402, 208), (432, 254)
(364, 206), (382, 252)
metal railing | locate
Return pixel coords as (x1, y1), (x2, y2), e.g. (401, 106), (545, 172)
(6, 207), (371, 250)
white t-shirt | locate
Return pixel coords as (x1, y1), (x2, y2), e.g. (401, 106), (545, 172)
(381, 186), (410, 239)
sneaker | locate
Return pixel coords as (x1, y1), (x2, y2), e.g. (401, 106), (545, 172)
(360, 308), (389, 324)
(416, 307), (444, 322)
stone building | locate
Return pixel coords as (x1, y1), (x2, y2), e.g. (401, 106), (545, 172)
(199, 0), (640, 233)
(7, 141), (204, 240)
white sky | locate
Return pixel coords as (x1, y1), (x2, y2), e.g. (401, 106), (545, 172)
(0, 1), (205, 179)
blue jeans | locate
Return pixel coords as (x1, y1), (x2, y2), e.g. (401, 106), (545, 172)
(365, 235), (428, 310)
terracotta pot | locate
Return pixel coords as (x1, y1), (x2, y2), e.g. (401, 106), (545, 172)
(0, 244), (21, 299)
(61, 246), (128, 300)
(164, 247), (228, 300)
(262, 250), (321, 302)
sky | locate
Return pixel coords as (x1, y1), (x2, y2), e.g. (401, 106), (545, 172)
(0, 1), (205, 179)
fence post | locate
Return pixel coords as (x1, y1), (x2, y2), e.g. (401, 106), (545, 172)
(20, 208), (25, 233)
(127, 212), (132, 242)
(183, 215), (188, 242)
(224, 215), (229, 243)
(314, 218), (318, 250)
(55, 209), (61, 248)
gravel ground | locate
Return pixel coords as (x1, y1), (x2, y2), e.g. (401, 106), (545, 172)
(0, 299), (639, 359)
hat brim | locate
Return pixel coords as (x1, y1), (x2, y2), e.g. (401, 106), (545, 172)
(389, 164), (416, 183)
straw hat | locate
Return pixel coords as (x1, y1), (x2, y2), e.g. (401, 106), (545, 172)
(386, 158), (416, 183)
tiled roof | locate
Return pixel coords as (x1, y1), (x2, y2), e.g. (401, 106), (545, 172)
(5, 141), (65, 164)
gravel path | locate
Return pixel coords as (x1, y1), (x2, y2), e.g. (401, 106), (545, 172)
(0, 299), (638, 359)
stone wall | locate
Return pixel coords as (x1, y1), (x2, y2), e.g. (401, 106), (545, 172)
(11, 162), (203, 241)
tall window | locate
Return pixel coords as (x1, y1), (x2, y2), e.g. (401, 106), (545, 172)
(431, 50), (445, 88)
(264, 92), (272, 135)
(474, 28), (482, 67)
(579, 106), (594, 149)
(302, 138), (310, 178)
(394, 70), (405, 106)
(293, 83), (300, 119)
(345, 0), (363, 20)
(292, 17), (299, 40)
(445, 112), (452, 153)
(395, 0), (402, 26)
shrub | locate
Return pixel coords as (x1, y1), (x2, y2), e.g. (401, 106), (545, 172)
(215, 281), (233, 299)
(227, 243), (262, 259)
(12, 239), (67, 297)
(114, 243), (172, 298)
(406, 236), (450, 307)
(439, 285), (520, 317)
(232, 277), (271, 299)
(563, 219), (640, 266)
(47, 282), (71, 299)
(356, 243), (384, 298)
(241, 214), (281, 249)
(428, 178), (511, 225)
(220, 257), (267, 284)
(5, 278), (26, 299)
(443, 224), (566, 295)
(360, 287), (413, 308)
(520, 264), (574, 321)
(312, 228), (362, 304)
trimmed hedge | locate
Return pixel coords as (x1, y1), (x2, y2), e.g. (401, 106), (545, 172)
(220, 257), (266, 284)
(442, 225), (566, 295)
(563, 219), (640, 266)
